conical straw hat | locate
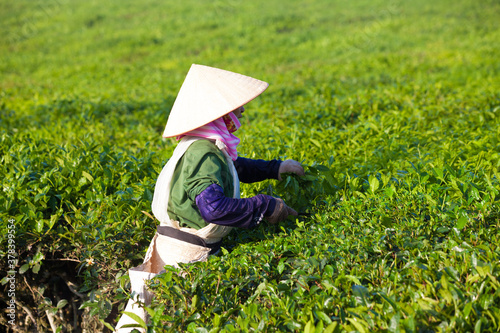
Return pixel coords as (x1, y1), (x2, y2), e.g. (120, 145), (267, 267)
(162, 64), (269, 138)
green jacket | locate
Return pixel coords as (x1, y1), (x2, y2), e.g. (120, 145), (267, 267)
(167, 139), (234, 229)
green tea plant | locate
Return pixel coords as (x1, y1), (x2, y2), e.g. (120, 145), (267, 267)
(1, 0), (499, 331)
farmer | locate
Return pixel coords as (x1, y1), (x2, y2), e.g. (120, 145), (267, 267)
(116, 64), (304, 332)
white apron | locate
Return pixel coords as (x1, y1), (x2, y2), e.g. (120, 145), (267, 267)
(116, 136), (239, 332)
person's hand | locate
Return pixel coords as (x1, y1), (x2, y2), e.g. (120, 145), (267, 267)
(278, 159), (305, 181)
(267, 198), (298, 224)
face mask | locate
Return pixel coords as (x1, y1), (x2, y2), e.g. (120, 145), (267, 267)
(222, 112), (241, 133)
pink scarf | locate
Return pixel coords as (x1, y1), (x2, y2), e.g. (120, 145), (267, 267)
(177, 112), (241, 161)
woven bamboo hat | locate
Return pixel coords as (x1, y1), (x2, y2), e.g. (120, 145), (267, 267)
(162, 64), (269, 138)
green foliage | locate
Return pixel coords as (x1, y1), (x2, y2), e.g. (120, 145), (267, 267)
(1, 0), (500, 331)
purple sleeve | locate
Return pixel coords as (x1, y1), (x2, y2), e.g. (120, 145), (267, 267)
(234, 157), (281, 183)
(195, 184), (276, 228)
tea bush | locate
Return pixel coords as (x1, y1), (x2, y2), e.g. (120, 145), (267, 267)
(1, 0), (499, 331)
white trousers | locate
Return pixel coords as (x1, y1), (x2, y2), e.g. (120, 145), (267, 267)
(115, 233), (212, 332)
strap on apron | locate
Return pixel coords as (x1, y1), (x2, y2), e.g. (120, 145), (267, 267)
(156, 226), (222, 255)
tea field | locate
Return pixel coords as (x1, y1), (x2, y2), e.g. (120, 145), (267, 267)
(1, 0), (499, 332)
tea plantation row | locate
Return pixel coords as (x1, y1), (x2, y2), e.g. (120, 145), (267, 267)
(1, 0), (500, 331)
